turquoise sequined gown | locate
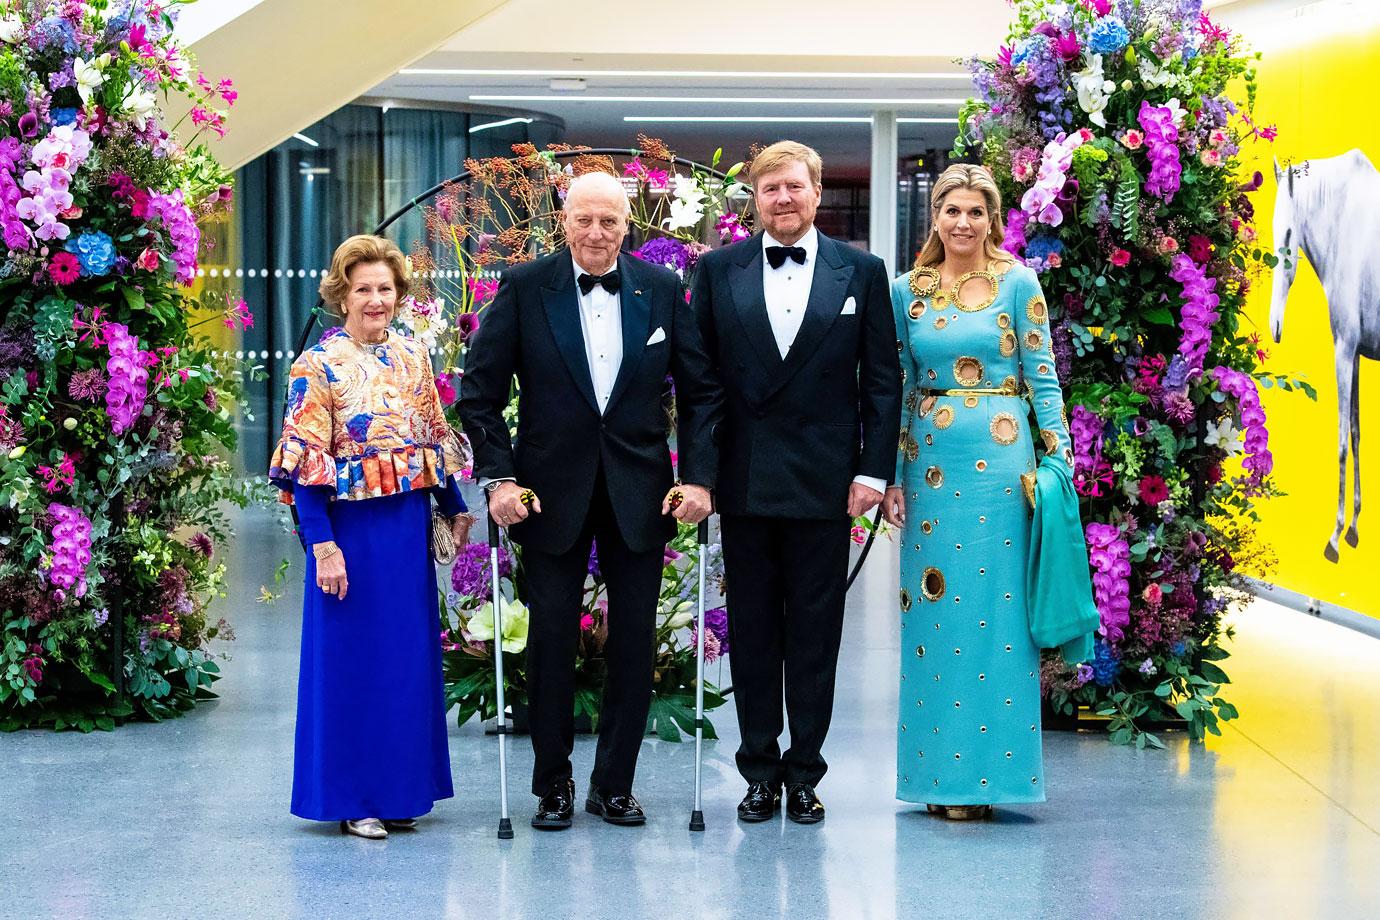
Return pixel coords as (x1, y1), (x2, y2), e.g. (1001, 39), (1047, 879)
(889, 261), (1074, 806)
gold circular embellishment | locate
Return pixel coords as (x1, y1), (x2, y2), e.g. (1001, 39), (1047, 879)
(909, 264), (940, 298)
(908, 299), (926, 320)
(999, 330), (1017, 357)
(1038, 363), (1050, 375)
(900, 588), (913, 612)
(934, 316), (948, 330)
(964, 396), (979, 408)
(975, 459), (988, 472)
(1026, 295), (1048, 325)
(990, 412), (1019, 445)
(926, 466), (944, 489)
(952, 270), (999, 312)
(920, 395), (937, 418)
(1024, 330), (1044, 352)
(920, 521), (934, 535)
(953, 356), (984, 387)
(933, 406), (955, 429)
(922, 567), (946, 601)
(927, 369), (938, 380)
(1003, 375), (1018, 392)
(1041, 429), (1060, 454)
(996, 312), (1011, 329)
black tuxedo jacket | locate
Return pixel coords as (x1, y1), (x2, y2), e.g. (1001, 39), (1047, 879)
(690, 231), (901, 519)
(459, 249), (722, 555)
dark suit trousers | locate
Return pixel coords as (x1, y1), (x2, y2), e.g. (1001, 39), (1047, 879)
(521, 467), (662, 796)
(720, 513), (850, 788)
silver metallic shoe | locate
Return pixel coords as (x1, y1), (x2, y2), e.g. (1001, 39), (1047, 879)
(339, 818), (388, 839)
(382, 818), (418, 830)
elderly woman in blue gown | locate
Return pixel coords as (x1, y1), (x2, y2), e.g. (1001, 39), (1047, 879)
(271, 234), (474, 839)
(882, 165), (1085, 820)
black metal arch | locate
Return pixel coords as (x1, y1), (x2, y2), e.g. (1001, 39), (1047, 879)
(290, 146), (884, 591)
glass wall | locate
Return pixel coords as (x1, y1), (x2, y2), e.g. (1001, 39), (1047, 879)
(201, 103), (561, 468)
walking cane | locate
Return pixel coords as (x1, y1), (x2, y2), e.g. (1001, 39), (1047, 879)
(689, 517), (709, 832)
(487, 502), (514, 840)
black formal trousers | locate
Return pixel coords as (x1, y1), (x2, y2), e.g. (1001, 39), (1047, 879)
(720, 513), (851, 788)
(521, 467), (663, 796)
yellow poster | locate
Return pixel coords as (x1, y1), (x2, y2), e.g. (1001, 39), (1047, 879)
(1242, 15), (1380, 616)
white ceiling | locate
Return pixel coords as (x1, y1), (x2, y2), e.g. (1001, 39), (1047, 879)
(365, 0), (1263, 178)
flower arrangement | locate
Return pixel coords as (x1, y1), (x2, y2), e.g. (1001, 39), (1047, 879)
(0, 0), (265, 732)
(962, 0), (1311, 746)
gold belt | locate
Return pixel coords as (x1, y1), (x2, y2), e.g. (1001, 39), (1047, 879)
(919, 386), (1019, 397)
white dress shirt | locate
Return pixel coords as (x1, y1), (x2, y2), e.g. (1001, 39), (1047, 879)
(761, 227), (818, 359)
(761, 227), (887, 495)
(572, 254), (623, 415)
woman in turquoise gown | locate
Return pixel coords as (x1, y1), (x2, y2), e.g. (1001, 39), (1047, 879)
(883, 165), (1077, 819)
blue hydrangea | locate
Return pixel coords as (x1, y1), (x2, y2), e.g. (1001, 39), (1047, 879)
(51, 108), (78, 127)
(32, 16), (80, 53)
(65, 231), (117, 277)
(1087, 17), (1131, 55)
(1024, 236), (1064, 262)
(1091, 641), (1122, 687)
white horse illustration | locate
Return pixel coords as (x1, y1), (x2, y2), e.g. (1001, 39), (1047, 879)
(1270, 149), (1380, 562)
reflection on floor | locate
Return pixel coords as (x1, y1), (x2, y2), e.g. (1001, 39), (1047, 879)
(2, 507), (1378, 919)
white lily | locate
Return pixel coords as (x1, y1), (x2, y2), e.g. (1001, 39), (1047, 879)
(663, 175), (707, 232)
(123, 86), (158, 131)
(1163, 97), (1188, 128)
(0, 14), (22, 44)
(1138, 58), (1175, 89)
(663, 600), (694, 631)
(1203, 417), (1244, 455)
(73, 55), (109, 106)
(1073, 55), (1116, 128)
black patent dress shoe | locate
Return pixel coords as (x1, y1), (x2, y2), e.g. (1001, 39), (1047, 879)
(532, 778), (576, 830)
(785, 783), (825, 824)
(737, 781), (782, 822)
(585, 787), (646, 826)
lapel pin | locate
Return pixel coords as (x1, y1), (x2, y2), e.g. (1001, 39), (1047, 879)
(634, 289), (643, 295)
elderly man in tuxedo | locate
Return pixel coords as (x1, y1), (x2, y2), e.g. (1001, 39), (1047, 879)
(459, 171), (722, 830)
(690, 141), (901, 824)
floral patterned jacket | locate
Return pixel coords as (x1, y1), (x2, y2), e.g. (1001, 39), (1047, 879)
(269, 327), (471, 502)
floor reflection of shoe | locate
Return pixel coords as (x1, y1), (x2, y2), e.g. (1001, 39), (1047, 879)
(382, 818), (418, 830)
(939, 805), (993, 821)
(339, 818), (388, 839)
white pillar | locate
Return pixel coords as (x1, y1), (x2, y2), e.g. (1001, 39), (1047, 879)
(869, 110), (898, 276)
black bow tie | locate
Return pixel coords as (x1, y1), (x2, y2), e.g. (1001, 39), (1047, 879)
(578, 271), (621, 296)
(765, 245), (807, 269)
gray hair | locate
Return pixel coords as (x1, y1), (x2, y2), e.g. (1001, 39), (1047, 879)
(564, 171), (631, 216)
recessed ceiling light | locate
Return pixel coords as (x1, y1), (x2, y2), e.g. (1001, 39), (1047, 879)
(469, 117), (535, 133)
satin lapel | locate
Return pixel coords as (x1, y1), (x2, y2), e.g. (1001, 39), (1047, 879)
(727, 235), (785, 374)
(769, 233), (854, 398)
(604, 254), (653, 416)
(540, 256), (599, 413)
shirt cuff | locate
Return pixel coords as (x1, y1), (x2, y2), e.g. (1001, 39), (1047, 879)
(853, 475), (887, 495)
(477, 476), (516, 490)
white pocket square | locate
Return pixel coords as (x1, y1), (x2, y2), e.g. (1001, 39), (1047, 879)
(646, 326), (666, 345)
(841, 296), (857, 316)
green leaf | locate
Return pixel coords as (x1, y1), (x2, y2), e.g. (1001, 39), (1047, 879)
(1197, 661), (1230, 684)
(122, 287), (146, 312)
(1142, 306), (1174, 325)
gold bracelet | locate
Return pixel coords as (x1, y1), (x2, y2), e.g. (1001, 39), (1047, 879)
(312, 541), (340, 561)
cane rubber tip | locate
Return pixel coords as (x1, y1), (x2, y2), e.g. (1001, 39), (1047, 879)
(689, 811), (705, 832)
(498, 818), (514, 839)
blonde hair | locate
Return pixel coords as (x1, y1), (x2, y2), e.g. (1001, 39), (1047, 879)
(749, 140), (823, 187)
(914, 164), (1010, 269)
(318, 234), (410, 314)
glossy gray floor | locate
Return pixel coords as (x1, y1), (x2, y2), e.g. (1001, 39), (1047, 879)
(4, 506), (1380, 920)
